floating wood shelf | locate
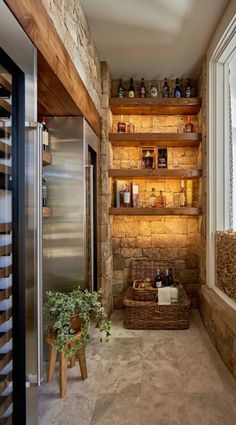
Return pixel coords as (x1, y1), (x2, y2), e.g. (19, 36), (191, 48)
(0, 98), (11, 117)
(0, 223), (11, 234)
(0, 244), (12, 256)
(0, 141), (11, 158)
(109, 132), (202, 147)
(0, 75), (11, 94)
(43, 150), (52, 166)
(0, 164), (11, 176)
(108, 169), (202, 178)
(110, 207), (202, 216)
(0, 266), (12, 278)
(43, 207), (53, 218)
(109, 98), (202, 115)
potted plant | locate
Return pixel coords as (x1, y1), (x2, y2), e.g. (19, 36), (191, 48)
(43, 287), (111, 356)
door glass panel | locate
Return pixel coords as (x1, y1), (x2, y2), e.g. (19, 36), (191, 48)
(0, 63), (13, 423)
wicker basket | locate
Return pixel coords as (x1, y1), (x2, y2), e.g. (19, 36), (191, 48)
(133, 280), (158, 302)
(123, 288), (190, 330)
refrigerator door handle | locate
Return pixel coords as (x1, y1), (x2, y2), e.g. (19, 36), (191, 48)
(85, 164), (94, 292)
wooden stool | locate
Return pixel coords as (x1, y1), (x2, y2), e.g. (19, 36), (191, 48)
(46, 331), (88, 398)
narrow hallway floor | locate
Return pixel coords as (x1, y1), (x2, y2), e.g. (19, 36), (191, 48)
(39, 310), (236, 425)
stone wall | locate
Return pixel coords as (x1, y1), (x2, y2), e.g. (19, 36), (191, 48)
(216, 231), (236, 302)
(42, 0), (101, 113)
(110, 108), (202, 308)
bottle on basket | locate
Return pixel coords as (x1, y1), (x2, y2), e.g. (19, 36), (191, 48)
(165, 269), (171, 287)
(154, 268), (162, 288)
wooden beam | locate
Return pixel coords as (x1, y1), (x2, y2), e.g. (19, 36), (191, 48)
(4, 0), (101, 136)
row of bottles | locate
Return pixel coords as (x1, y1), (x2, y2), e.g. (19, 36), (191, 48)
(154, 268), (174, 288)
(117, 78), (193, 99)
(117, 115), (194, 134)
(116, 180), (192, 208)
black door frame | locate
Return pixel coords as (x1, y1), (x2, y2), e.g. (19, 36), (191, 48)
(0, 48), (26, 424)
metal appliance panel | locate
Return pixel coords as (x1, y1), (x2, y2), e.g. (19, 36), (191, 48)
(43, 117), (85, 295)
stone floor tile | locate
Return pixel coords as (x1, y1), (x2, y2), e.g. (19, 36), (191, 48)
(142, 359), (182, 393)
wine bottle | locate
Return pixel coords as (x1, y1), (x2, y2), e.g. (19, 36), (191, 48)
(185, 116), (193, 133)
(157, 190), (166, 207)
(124, 185), (131, 207)
(185, 79), (192, 98)
(128, 78), (135, 98)
(42, 175), (47, 207)
(165, 269), (171, 287)
(139, 78), (146, 98)
(154, 269), (162, 288)
(117, 79), (125, 98)
(162, 78), (169, 98)
(179, 180), (186, 207)
(42, 116), (49, 152)
(174, 78), (181, 98)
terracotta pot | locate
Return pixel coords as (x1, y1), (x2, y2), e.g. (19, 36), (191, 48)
(70, 315), (83, 331)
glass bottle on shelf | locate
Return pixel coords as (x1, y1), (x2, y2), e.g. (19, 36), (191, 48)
(157, 190), (166, 207)
(149, 188), (157, 208)
(174, 78), (181, 98)
(185, 116), (193, 133)
(124, 185), (131, 207)
(150, 85), (158, 97)
(185, 79), (192, 98)
(179, 180), (186, 207)
(128, 78), (135, 97)
(117, 115), (126, 133)
(117, 79), (125, 98)
(42, 116), (49, 151)
(42, 175), (47, 207)
(139, 78), (146, 98)
(162, 78), (169, 98)
(143, 150), (154, 168)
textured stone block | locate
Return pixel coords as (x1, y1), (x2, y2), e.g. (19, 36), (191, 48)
(139, 221), (151, 236)
(113, 221), (125, 238)
(113, 254), (125, 271)
(136, 236), (152, 248)
(125, 221), (139, 237)
(165, 219), (188, 235)
(152, 234), (188, 248)
(121, 238), (136, 248)
(151, 221), (166, 234)
(113, 271), (125, 284)
(120, 248), (142, 258)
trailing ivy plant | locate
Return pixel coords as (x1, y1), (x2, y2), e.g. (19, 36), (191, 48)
(43, 288), (111, 357)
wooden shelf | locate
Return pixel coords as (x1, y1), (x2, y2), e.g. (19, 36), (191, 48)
(0, 164), (11, 176)
(0, 98), (11, 117)
(0, 223), (11, 234)
(43, 207), (53, 218)
(108, 169), (202, 178)
(109, 132), (202, 147)
(110, 207), (202, 216)
(0, 76), (11, 94)
(0, 244), (12, 256)
(0, 141), (11, 158)
(0, 266), (12, 278)
(43, 150), (52, 166)
(109, 97), (202, 115)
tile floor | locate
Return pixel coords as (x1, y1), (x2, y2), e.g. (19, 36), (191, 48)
(38, 310), (236, 425)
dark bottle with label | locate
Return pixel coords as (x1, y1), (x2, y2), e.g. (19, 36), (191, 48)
(185, 79), (192, 98)
(42, 175), (47, 207)
(128, 78), (135, 98)
(42, 116), (49, 152)
(154, 268), (162, 288)
(117, 79), (125, 98)
(124, 185), (131, 207)
(162, 78), (169, 98)
(165, 269), (171, 287)
(174, 78), (181, 98)
(139, 78), (146, 98)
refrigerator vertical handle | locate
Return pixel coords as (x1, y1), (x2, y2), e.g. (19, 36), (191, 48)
(85, 164), (94, 292)
(36, 124), (43, 385)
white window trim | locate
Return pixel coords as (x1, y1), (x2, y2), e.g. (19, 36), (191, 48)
(207, 15), (236, 310)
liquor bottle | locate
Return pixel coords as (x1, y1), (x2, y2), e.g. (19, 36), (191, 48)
(158, 148), (167, 168)
(131, 183), (139, 207)
(143, 150), (154, 169)
(179, 180), (186, 207)
(174, 78), (181, 98)
(139, 78), (146, 98)
(157, 190), (166, 207)
(128, 78), (135, 97)
(117, 115), (126, 133)
(185, 79), (192, 98)
(42, 116), (49, 151)
(42, 175), (47, 207)
(154, 269), (162, 288)
(149, 188), (157, 208)
(165, 269), (171, 287)
(117, 79), (125, 98)
(185, 116), (193, 133)
(124, 185), (131, 207)
(162, 78), (169, 98)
